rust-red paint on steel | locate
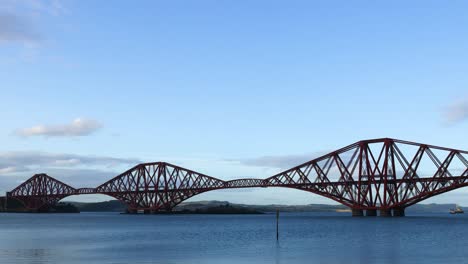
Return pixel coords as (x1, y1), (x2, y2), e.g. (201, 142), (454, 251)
(7, 138), (468, 211)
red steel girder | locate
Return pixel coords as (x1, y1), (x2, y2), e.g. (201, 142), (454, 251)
(6, 138), (468, 212)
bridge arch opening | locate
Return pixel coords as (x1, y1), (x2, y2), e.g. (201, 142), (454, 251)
(170, 186), (347, 210)
(59, 194), (127, 212)
(49, 187), (351, 214)
(401, 183), (468, 209)
(61, 194), (119, 203)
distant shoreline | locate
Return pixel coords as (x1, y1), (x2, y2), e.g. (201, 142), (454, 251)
(0, 198), (461, 214)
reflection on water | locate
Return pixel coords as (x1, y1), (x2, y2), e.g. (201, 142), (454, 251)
(1, 212), (468, 264)
(2, 249), (50, 264)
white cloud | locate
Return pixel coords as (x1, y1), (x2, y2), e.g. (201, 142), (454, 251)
(444, 98), (468, 125)
(16, 118), (102, 137)
(0, 166), (18, 174)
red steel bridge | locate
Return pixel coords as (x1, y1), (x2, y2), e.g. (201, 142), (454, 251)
(5, 138), (468, 216)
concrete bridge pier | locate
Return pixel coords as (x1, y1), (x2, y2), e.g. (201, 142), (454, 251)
(352, 208), (363, 217)
(380, 209), (392, 217)
(393, 207), (405, 217)
(366, 209), (377, 216)
(143, 210), (151, 214)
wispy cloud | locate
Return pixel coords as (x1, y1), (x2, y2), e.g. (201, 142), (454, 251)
(0, 0), (67, 17)
(0, 166), (18, 174)
(15, 118), (102, 137)
(1, 167), (120, 191)
(0, 151), (141, 190)
(29, 0), (67, 16)
(232, 152), (325, 169)
(0, 12), (40, 44)
(0, 151), (140, 173)
(0, 0), (69, 61)
(444, 98), (468, 125)
(37, 168), (119, 187)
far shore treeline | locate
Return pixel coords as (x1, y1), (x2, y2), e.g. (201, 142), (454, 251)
(0, 197), (461, 214)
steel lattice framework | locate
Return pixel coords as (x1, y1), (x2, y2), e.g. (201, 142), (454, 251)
(264, 138), (468, 215)
(6, 138), (468, 215)
(8, 173), (77, 210)
(95, 162), (226, 212)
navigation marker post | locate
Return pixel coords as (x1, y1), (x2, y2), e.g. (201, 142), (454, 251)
(276, 209), (279, 240)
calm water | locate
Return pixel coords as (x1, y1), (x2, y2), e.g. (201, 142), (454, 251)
(0, 212), (467, 264)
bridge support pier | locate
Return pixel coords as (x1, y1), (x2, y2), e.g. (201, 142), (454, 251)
(352, 209), (363, 217)
(393, 207), (405, 217)
(380, 209), (392, 217)
(126, 209), (138, 214)
(143, 210), (151, 214)
(366, 209), (377, 216)
(4, 192), (9, 211)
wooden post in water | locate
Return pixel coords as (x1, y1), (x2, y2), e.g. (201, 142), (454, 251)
(276, 209), (279, 240)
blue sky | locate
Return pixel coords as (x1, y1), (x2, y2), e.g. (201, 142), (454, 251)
(0, 0), (467, 205)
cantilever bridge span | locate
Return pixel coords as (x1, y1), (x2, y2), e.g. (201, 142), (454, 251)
(6, 138), (468, 216)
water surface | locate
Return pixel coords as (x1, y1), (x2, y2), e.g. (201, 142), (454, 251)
(0, 212), (466, 264)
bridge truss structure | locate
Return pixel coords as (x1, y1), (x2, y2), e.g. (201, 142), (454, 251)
(6, 138), (468, 216)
